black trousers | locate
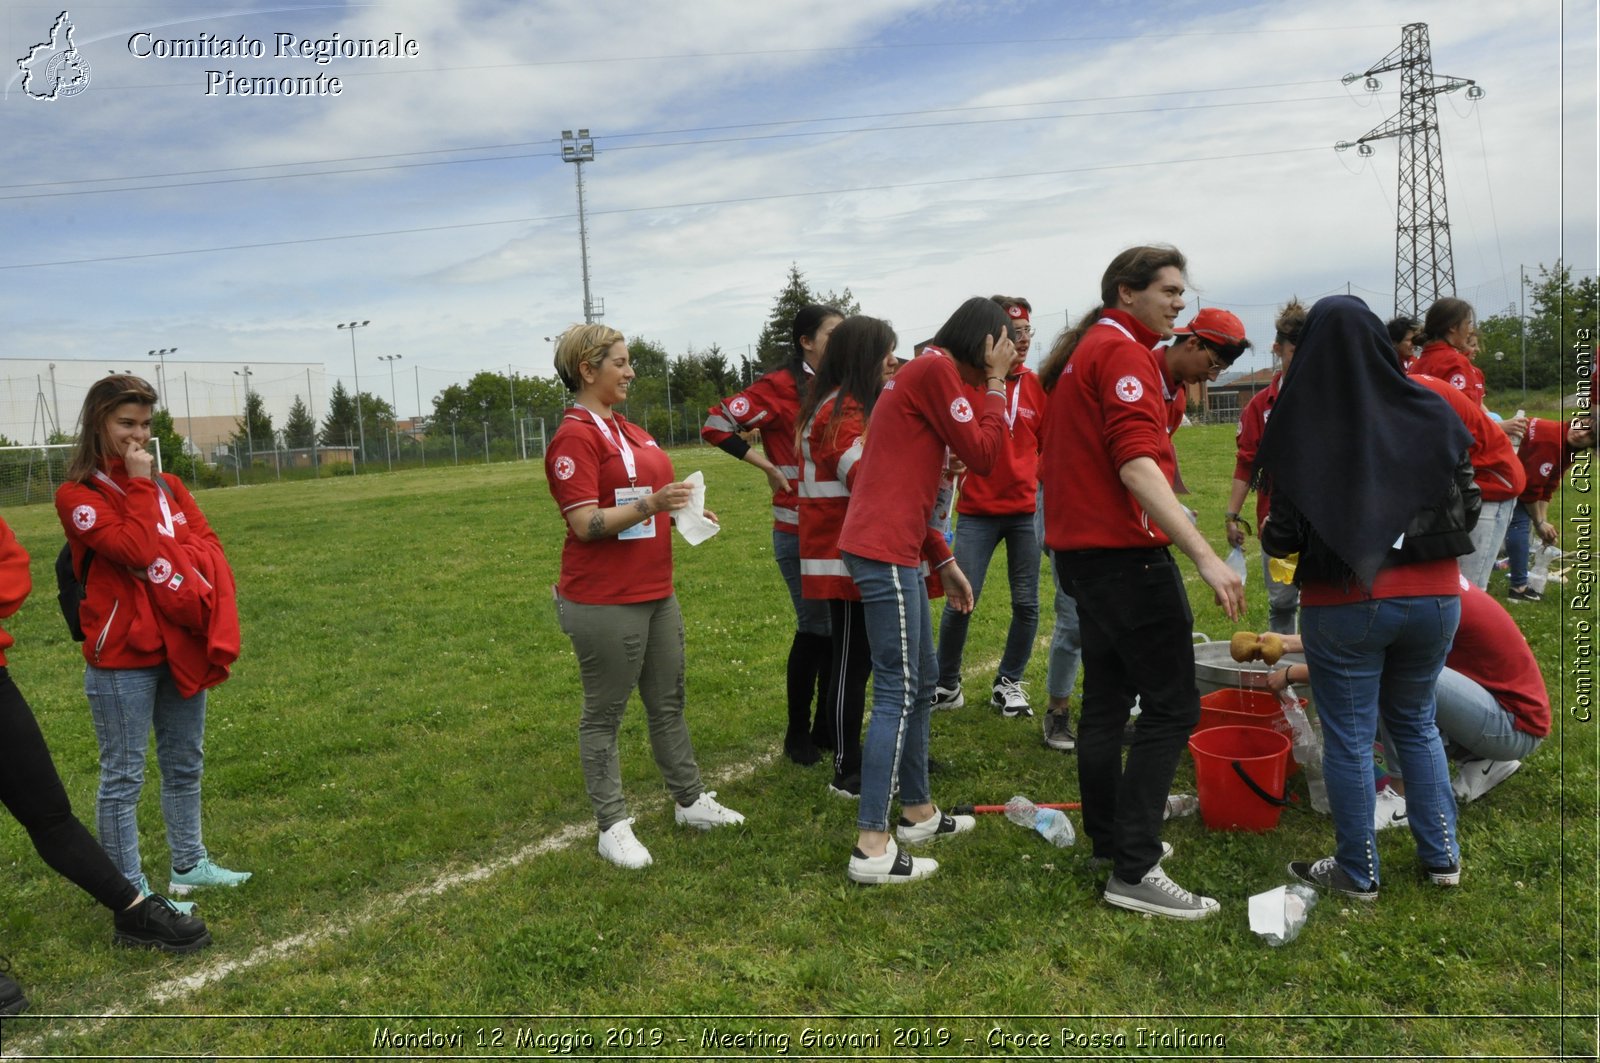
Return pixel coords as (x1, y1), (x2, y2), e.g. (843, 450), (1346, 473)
(1054, 548), (1199, 884)
(0, 667), (140, 911)
(825, 599), (872, 779)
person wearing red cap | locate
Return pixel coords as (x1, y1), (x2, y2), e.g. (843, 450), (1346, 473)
(932, 295), (1047, 719)
(1225, 299), (1306, 634)
(1038, 246), (1245, 920)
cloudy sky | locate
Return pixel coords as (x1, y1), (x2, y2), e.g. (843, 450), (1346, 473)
(2, 0), (1594, 425)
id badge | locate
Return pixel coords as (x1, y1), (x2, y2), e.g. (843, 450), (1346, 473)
(615, 486), (656, 540)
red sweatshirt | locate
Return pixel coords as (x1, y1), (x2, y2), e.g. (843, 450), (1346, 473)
(1413, 374), (1525, 502)
(56, 463), (240, 694)
(1042, 309), (1183, 551)
(1232, 375), (1281, 528)
(837, 350), (1006, 567)
(1517, 417), (1580, 504)
(955, 369), (1045, 516)
(0, 517), (31, 668)
(1409, 341), (1485, 408)
(1449, 578), (1550, 737)
(702, 366), (807, 533)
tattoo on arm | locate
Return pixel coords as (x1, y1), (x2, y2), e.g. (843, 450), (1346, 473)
(587, 511), (607, 539)
(635, 496), (652, 517)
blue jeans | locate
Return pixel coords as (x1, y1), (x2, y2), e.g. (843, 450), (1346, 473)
(937, 512), (1040, 688)
(1034, 501), (1081, 700)
(1505, 504), (1532, 588)
(1461, 498), (1514, 590)
(773, 529), (830, 636)
(1301, 596), (1462, 889)
(1260, 549), (1300, 635)
(843, 552), (933, 833)
(1381, 666), (1543, 777)
(84, 664), (208, 886)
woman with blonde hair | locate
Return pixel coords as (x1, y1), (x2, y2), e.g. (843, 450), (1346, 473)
(546, 324), (744, 869)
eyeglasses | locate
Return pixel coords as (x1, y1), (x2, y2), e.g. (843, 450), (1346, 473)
(1204, 347), (1228, 375)
(1012, 325), (1034, 337)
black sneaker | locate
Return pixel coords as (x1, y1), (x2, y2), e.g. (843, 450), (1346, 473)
(1289, 857), (1379, 901)
(783, 730), (821, 766)
(1423, 862), (1461, 887)
(1507, 585), (1542, 603)
(828, 772), (861, 799)
(113, 894), (213, 953)
(0, 956), (28, 1017)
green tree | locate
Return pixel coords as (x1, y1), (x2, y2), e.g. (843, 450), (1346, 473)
(231, 391), (275, 463)
(754, 264), (861, 369)
(1475, 261), (1597, 395)
(320, 381), (358, 448)
(283, 395), (317, 449)
(150, 408), (200, 482)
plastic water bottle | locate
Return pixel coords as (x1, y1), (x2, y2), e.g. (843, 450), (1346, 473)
(1032, 807), (1076, 848)
(1226, 545), (1248, 587)
(1281, 692), (1329, 813)
(1163, 793), (1199, 820)
(1257, 883), (1319, 947)
(1003, 795), (1075, 847)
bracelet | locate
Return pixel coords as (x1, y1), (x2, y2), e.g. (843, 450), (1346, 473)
(986, 376), (1006, 386)
(1225, 512), (1241, 522)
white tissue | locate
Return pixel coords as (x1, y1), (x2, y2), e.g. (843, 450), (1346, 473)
(672, 470), (720, 545)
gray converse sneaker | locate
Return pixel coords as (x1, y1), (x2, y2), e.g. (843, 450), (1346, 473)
(1289, 856), (1379, 901)
(1103, 866), (1219, 920)
(1042, 709), (1076, 750)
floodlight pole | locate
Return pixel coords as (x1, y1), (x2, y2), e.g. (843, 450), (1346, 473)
(379, 354), (403, 462)
(147, 348), (176, 410)
(560, 129), (603, 323)
(338, 320), (371, 468)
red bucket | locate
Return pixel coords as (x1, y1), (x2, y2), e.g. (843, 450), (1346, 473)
(1195, 688), (1305, 773)
(1188, 725), (1292, 832)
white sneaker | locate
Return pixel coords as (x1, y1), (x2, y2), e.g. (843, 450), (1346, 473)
(1373, 785), (1409, 831)
(1103, 866), (1219, 920)
(846, 838), (938, 885)
(895, 807), (976, 844)
(674, 791), (745, 830)
(598, 818), (652, 869)
(1453, 758), (1521, 803)
(991, 677), (1033, 717)
(931, 683), (964, 711)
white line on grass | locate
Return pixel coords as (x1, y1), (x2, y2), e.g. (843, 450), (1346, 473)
(1, 753), (775, 1055)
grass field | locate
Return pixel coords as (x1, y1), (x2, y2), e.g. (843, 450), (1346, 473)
(0, 417), (1593, 1060)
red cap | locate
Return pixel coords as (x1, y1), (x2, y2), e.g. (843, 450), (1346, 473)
(1005, 304), (1030, 323)
(1172, 307), (1246, 347)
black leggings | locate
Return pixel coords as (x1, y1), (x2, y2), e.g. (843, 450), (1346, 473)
(826, 599), (873, 779)
(0, 667), (140, 912)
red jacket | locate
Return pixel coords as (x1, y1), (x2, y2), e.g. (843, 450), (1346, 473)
(1042, 309), (1183, 551)
(0, 517), (30, 668)
(1449, 578), (1550, 737)
(1408, 341), (1485, 407)
(1413, 375), (1525, 502)
(55, 463), (240, 696)
(799, 391), (948, 600)
(1517, 417), (1580, 504)
(955, 369), (1045, 516)
(702, 365), (808, 533)
(1232, 375), (1280, 528)
(837, 350), (1006, 567)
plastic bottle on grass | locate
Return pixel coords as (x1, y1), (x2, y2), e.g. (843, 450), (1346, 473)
(1004, 795), (1075, 847)
(1256, 884), (1319, 947)
(1163, 794), (1199, 820)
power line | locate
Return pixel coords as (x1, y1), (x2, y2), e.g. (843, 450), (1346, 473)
(0, 145), (1326, 271)
(0, 89), (1346, 202)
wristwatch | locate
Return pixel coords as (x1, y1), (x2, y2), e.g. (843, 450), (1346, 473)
(1225, 512), (1241, 523)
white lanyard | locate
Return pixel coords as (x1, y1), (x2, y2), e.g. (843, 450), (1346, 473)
(583, 407), (637, 484)
(94, 469), (176, 538)
(1003, 375), (1021, 429)
(1096, 317), (1174, 402)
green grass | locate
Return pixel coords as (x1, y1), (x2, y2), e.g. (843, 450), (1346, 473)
(0, 426), (1592, 1059)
